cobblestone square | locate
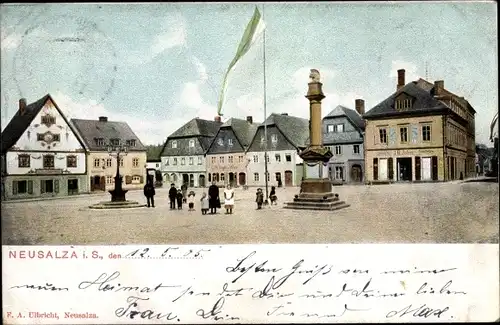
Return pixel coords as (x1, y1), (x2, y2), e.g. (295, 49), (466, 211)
(1, 182), (498, 245)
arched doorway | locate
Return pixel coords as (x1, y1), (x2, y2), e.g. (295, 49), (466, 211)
(238, 172), (246, 186)
(284, 170), (293, 186)
(199, 175), (206, 187)
(350, 164), (362, 183)
(189, 174), (194, 187)
(228, 172), (235, 186)
(182, 173), (189, 186)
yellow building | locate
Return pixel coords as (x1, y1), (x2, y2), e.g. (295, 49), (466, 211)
(363, 70), (476, 183)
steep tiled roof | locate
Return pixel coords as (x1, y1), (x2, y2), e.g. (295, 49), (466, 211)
(324, 105), (365, 131)
(261, 113), (310, 148)
(363, 81), (449, 118)
(169, 118), (221, 138)
(1, 94), (86, 154)
(71, 118), (146, 151)
(223, 118), (259, 148)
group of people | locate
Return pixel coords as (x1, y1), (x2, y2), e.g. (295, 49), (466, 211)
(143, 179), (278, 211)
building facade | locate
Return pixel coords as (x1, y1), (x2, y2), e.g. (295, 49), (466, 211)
(323, 100), (366, 184)
(160, 117), (222, 188)
(363, 70), (476, 183)
(206, 116), (258, 187)
(245, 113), (309, 187)
(71, 117), (147, 191)
(1, 95), (88, 200)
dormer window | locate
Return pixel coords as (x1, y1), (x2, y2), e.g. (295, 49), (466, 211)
(217, 138), (224, 146)
(189, 139), (195, 147)
(271, 134), (278, 143)
(395, 98), (412, 111)
(95, 138), (105, 146)
(228, 139), (233, 146)
(334, 124), (344, 133)
(126, 139), (137, 147)
(110, 138), (121, 146)
(327, 125), (334, 133)
(171, 140), (177, 149)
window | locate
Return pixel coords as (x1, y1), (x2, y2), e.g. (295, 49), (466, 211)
(173, 158), (177, 165)
(189, 140), (195, 147)
(126, 139), (137, 147)
(335, 166), (344, 180)
(253, 155), (259, 163)
(379, 128), (387, 144)
(171, 140), (177, 149)
(106, 158), (112, 167)
(211, 157), (216, 164)
(95, 138), (104, 146)
(275, 172), (281, 181)
(396, 99), (412, 111)
(335, 145), (342, 155)
(198, 157), (202, 165)
(254, 173), (259, 181)
(106, 175), (114, 184)
(41, 115), (56, 126)
(353, 145), (360, 154)
(228, 156), (233, 163)
(189, 157), (194, 165)
(12, 180), (33, 195)
(37, 134), (44, 141)
(43, 155), (54, 168)
(217, 138), (224, 146)
(285, 154), (292, 162)
(66, 155), (77, 168)
(119, 158), (124, 167)
(165, 158), (169, 166)
(18, 155), (30, 168)
(181, 158), (185, 165)
(238, 155), (244, 163)
(132, 158), (139, 167)
(327, 125), (334, 133)
(220, 173), (225, 181)
(228, 139), (233, 146)
(275, 154), (281, 162)
(219, 156), (224, 164)
(271, 134), (278, 143)
(399, 126), (408, 143)
(110, 138), (121, 146)
(334, 124), (344, 133)
(422, 125), (431, 142)
(94, 158), (100, 167)
(260, 136), (265, 144)
(40, 179), (57, 193)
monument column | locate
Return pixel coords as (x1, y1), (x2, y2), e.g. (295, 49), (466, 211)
(284, 69), (349, 211)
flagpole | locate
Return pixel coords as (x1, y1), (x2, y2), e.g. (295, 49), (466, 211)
(262, 3), (269, 205)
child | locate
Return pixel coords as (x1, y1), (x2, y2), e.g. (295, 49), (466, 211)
(176, 188), (183, 210)
(187, 191), (196, 211)
(256, 188), (264, 209)
(269, 186), (277, 205)
(200, 192), (209, 215)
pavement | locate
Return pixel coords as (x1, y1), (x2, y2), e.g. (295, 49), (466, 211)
(1, 182), (498, 245)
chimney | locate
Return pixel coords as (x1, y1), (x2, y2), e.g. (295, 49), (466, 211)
(397, 69), (405, 90)
(281, 113), (288, 116)
(246, 116), (253, 124)
(355, 99), (365, 115)
(19, 98), (27, 116)
(214, 116), (221, 123)
(98, 116), (108, 122)
(434, 80), (444, 96)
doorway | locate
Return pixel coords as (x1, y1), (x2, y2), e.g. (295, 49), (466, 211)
(421, 157), (432, 180)
(350, 164), (362, 183)
(397, 157), (413, 181)
(199, 175), (206, 187)
(284, 170), (293, 186)
(189, 174), (194, 187)
(379, 158), (388, 180)
(228, 172), (235, 186)
(91, 175), (105, 191)
(68, 179), (79, 195)
(182, 173), (189, 186)
(238, 172), (246, 186)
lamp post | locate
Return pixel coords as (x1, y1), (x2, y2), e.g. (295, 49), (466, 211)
(107, 143), (129, 202)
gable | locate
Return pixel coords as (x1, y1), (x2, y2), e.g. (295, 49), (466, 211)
(207, 128), (245, 154)
(247, 125), (296, 152)
(161, 136), (206, 156)
(9, 97), (86, 153)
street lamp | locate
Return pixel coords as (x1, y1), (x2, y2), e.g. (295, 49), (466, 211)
(107, 143), (129, 202)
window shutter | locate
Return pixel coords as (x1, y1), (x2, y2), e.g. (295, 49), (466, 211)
(388, 157), (394, 180)
(415, 157), (421, 181)
(432, 156), (438, 181)
(40, 180), (45, 194)
(28, 180), (33, 194)
(125, 175), (132, 184)
(373, 158), (378, 181)
(54, 180), (59, 193)
(12, 181), (18, 195)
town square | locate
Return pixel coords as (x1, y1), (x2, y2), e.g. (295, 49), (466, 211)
(1, 3), (498, 245)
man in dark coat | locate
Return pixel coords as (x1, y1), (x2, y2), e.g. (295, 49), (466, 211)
(168, 183), (177, 209)
(143, 177), (156, 208)
(208, 181), (220, 214)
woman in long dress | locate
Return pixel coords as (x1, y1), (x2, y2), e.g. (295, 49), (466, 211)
(223, 184), (235, 214)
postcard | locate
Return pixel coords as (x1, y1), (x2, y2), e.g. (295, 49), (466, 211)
(1, 1), (498, 324)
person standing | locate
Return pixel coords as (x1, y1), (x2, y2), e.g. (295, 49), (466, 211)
(168, 183), (177, 209)
(269, 186), (277, 205)
(187, 190), (196, 211)
(143, 177), (156, 208)
(256, 188), (264, 209)
(200, 192), (209, 215)
(176, 188), (183, 210)
(181, 183), (188, 204)
(208, 181), (220, 214)
(223, 184), (235, 214)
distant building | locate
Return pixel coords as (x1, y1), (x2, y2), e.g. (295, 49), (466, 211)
(363, 69), (476, 183)
(246, 113), (308, 187)
(71, 117), (147, 192)
(1, 95), (88, 200)
(160, 117), (222, 188)
(206, 116), (258, 187)
(322, 100), (366, 184)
